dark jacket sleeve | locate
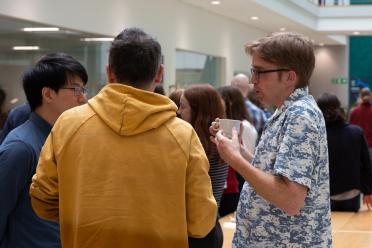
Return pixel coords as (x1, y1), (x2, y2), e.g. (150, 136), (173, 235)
(0, 141), (34, 242)
(360, 131), (372, 195)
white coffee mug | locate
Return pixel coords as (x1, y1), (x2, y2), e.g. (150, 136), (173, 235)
(218, 119), (241, 138)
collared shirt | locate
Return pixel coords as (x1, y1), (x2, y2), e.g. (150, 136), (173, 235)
(0, 112), (60, 248)
(244, 100), (267, 139)
(233, 88), (332, 248)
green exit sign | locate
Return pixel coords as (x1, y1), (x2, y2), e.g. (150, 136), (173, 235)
(331, 77), (348, 84)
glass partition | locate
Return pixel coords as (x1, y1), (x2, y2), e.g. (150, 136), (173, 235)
(0, 15), (112, 118)
(174, 49), (225, 91)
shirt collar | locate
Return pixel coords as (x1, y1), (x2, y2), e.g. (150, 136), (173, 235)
(29, 112), (52, 137)
(271, 87), (309, 119)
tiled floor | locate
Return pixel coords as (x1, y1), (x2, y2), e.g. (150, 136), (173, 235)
(220, 207), (372, 248)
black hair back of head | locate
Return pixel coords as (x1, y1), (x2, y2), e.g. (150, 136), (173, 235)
(109, 27), (161, 88)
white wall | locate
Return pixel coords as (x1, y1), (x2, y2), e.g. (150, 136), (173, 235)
(0, 0), (267, 92)
(310, 45), (349, 108)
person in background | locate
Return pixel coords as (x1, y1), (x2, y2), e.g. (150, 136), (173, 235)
(217, 85), (257, 216)
(210, 32), (331, 247)
(0, 53), (88, 248)
(231, 74), (267, 140)
(178, 84), (227, 248)
(317, 92), (372, 211)
(154, 84), (165, 95)
(0, 103), (31, 144)
(0, 88), (7, 130)
(30, 28), (216, 248)
(168, 89), (183, 109)
(350, 87), (372, 162)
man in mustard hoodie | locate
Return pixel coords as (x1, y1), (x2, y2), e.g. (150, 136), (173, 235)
(30, 27), (217, 248)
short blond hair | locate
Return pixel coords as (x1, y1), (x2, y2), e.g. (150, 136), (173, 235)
(245, 32), (315, 88)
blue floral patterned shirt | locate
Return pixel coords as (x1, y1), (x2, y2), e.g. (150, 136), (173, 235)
(233, 87), (332, 248)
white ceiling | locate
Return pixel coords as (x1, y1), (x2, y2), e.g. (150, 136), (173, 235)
(180, 0), (372, 45)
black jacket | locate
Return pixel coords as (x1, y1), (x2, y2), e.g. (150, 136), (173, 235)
(327, 122), (372, 195)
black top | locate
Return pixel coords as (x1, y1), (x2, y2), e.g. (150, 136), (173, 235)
(327, 122), (372, 195)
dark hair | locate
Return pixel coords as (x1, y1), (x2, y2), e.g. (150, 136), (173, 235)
(168, 89), (183, 108)
(218, 85), (252, 123)
(317, 93), (345, 125)
(154, 85), (165, 95)
(22, 53), (88, 111)
(0, 87), (5, 107)
(109, 27), (161, 88)
(246, 32), (315, 89)
(183, 84), (225, 157)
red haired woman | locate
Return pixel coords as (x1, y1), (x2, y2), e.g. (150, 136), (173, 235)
(178, 84), (227, 248)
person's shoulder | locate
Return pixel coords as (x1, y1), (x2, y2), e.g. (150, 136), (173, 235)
(0, 132), (34, 159)
(2, 120), (32, 142)
(290, 96), (321, 117)
(55, 104), (94, 129)
(346, 123), (364, 134)
(164, 116), (194, 135)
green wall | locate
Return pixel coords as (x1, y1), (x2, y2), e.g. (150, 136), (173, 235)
(350, 0), (372, 4)
(349, 36), (372, 106)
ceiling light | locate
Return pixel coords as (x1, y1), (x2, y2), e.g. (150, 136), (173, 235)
(353, 31), (360, 35)
(210, 0), (221, 5)
(12, 46), (39, 50)
(319, 43), (324, 46)
(10, 98), (19, 104)
(279, 28), (286, 31)
(23, 27), (60, 32)
(250, 16), (259, 20)
(80, 37), (114, 42)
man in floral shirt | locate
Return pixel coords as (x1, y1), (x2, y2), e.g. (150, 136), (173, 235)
(211, 32), (332, 247)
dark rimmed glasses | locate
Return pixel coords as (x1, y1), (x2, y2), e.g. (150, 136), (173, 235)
(249, 68), (291, 84)
(61, 86), (88, 96)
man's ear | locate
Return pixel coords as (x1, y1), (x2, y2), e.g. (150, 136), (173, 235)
(154, 64), (164, 83)
(106, 64), (116, 83)
(41, 87), (55, 104)
(286, 70), (297, 88)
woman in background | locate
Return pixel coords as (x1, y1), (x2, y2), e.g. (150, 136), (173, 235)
(178, 84), (227, 248)
(168, 89), (183, 109)
(218, 86), (257, 216)
(317, 93), (372, 211)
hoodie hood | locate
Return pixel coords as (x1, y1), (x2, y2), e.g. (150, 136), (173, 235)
(88, 83), (177, 136)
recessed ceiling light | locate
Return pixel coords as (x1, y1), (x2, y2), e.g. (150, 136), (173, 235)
(80, 37), (114, 42)
(319, 43), (324, 46)
(250, 16), (259, 20)
(23, 27), (60, 32)
(10, 98), (19, 104)
(353, 31), (360, 35)
(279, 28), (286, 31)
(12, 46), (40, 50)
(210, 0), (221, 5)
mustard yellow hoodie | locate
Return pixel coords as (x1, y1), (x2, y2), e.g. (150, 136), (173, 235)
(30, 84), (217, 248)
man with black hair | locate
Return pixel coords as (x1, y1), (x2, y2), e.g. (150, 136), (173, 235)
(0, 53), (87, 248)
(30, 27), (217, 248)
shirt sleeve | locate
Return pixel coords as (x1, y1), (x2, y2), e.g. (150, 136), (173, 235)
(273, 111), (319, 190)
(0, 141), (34, 241)
(29, 133), (59, 222)
(186, 130), (217, 238)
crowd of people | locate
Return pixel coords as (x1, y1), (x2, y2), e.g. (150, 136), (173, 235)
(0, 27), (371, 248)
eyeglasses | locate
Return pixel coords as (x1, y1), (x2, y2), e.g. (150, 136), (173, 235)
(249, 68), (290, 83)
(61, 86), (88, 96)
